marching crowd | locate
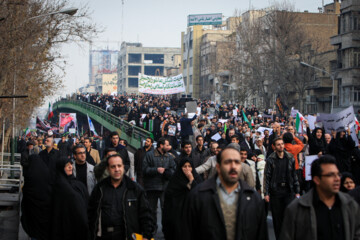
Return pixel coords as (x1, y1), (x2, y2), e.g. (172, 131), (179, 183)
(19, 93), (360, 240)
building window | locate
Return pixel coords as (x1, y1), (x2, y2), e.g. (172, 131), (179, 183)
(128, 78), (138, 88)
(183, 60), (187, 69)
(144, 54), (164, 64)
(353, 89), (360, 103)
(144, 66), (164, 76)
(189, 75), (193, 85)
(184, 77), (187, 86)
(128, 66), (141, 76)
(189, 57), (193, 67)
(128, 54), (141, 63)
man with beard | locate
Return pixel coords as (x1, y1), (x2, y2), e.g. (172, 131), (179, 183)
(264, 137), (300, 239)
(184, 146), (268, 240)
(280, 155), (360, 240)
(134, 137), (154, 186)
(84, 137), (100, 166)
(192, 136), (210, 168)
(109, 131), (130, 172)
(143, 137), (176, 234)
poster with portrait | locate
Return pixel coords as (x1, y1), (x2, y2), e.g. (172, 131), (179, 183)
(59, 113), (77, 134)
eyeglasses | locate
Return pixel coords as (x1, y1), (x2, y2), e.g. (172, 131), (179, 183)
(320, 173), (342, 178)
(76, 151), (86, 155)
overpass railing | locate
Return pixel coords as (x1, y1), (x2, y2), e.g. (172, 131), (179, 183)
(54, 100), (153, 150)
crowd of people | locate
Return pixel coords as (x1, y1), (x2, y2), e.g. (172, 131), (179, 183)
(18, 93), (360, 240)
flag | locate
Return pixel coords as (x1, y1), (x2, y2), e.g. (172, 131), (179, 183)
(87, 114), (98, 137)
(295, 112), (305, 133)
(47, 102), (54, 120)
(224, 123), (227, 134)
(149, 119), (154, 132)
(355, 116), (360, 130)
(24, 128), (30, 137)
(251, 117), (255, 127)
(242, 110), (252, 130)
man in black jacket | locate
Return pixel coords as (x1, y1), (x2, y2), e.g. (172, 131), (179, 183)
(109, 131), (130, 172)
(264, 137), (300, 239)
(184, 146), (268, 240)
(143, 137), (176, 234)
(88, 154), (154, 240)
(134, 137), (154, 186)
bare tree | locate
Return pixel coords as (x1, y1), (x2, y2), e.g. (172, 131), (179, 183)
(0, 0), (100, 149)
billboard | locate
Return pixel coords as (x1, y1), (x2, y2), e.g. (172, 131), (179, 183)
(59, 113), (77, 134)
(102, 73), (118, 94)
(188, 13), (222, 26)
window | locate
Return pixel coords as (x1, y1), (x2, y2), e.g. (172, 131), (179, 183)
(128, 78), (138, 88)
(128, 66), (141, 76)
(183, 60), (187, 69)
(144, 54), (164, 64)
(189, 57), (193, 67)
(189, 75), (193, 85)
(184, 77), (187, 86)
(128, 54), (141, 63)
(144, 66), (164, 76)
(353, 89), (360, 103)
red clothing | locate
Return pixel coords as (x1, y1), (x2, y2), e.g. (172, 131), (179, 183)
(284, 137), (304, 170)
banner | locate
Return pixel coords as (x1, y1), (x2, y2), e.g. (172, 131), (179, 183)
(317, 106), (358, 146)
(36, 117), (50, 132)
(138, 73), (185, 95)
(59, 113), (77, 134)
(305, 155), (318, 181)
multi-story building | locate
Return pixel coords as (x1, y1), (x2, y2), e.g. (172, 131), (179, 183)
(89, 50), (119, 89)
(330, 0), (360, 113)
(117, 42), (181, 94)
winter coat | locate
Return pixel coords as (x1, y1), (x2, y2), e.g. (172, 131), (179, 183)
(180, 114), (197, 137)
(162, 158), (202, 240)
(329, 132), (355, 173)
(72, 162), (96, 195)
(142, 148), (176, 191)
(183, 177), (268, 240)
(263, 150), (300, 196)
(280, 188), (360, 240)
(88, 176), (155, 240)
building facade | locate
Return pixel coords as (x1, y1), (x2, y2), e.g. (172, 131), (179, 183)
(330, 0), (360, 113)
(117, 42), (181, 94)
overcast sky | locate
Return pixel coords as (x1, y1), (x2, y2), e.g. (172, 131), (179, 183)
(52, 0), (335, 101)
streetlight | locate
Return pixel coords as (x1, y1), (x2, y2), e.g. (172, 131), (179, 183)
(300, 61), (335, 113)
(9, 7), (78, 167)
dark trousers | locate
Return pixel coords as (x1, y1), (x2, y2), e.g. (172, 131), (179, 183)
(270, 190), (295, 239)
(147, 190), (164, 232)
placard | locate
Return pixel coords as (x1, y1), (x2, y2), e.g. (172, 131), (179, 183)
(305, 155), (318, 181)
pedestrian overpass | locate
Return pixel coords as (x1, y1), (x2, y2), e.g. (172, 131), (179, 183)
(53, 99), (153, 149)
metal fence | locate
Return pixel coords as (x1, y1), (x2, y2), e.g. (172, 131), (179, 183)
(54, 100), (153, 150)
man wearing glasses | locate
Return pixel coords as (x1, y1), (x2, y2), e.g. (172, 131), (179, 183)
(280, 155), (360, 240)
(72, 144), (96, 195)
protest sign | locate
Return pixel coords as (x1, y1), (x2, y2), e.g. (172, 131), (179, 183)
(211, 133), (222, 141)
(306, 115), (317, 130)
(168, 125), (176, 136)
(305, 155), (318, 180)
(138, 73), (185, 95)
(256, 127), (273, 135)
(317, 106), (358, 146)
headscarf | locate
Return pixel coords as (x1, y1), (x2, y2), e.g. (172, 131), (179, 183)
(165, 157), (202, 197)
(340, 172), (356, 193)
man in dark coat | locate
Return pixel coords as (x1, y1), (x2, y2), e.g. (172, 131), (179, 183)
(88, 154), (155, 240)
(134, 137), (154, 186)
(280, 155), (360, 240)
(183, 146), (268, 240)
(109, 131), (130, 172)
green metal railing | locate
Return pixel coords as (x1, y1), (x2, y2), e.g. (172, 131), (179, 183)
(53, 100), (153, 149)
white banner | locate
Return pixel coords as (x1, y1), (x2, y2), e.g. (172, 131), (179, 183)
(138, 73), (185, 95)
(305, 155), (318, 181)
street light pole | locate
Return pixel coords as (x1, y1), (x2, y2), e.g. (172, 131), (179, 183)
(300, 61), (335, 113)
(10, 7), (78, 168)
